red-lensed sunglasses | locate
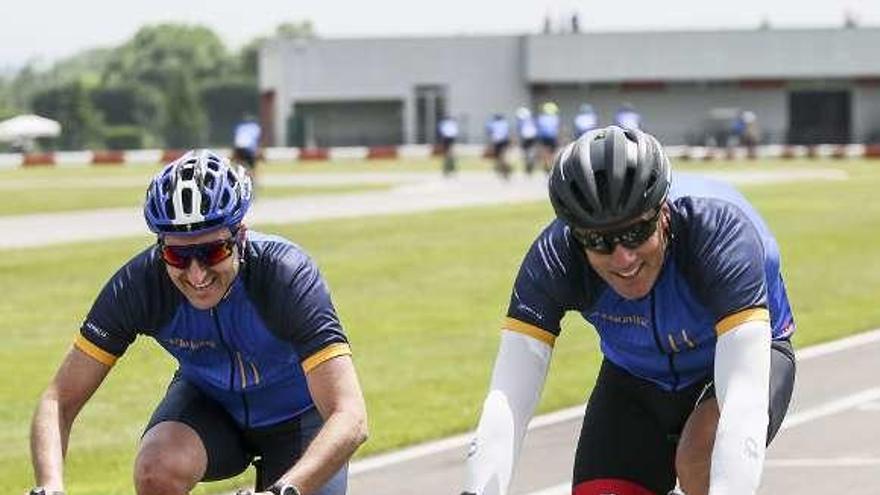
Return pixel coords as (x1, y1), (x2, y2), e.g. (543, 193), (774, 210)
(159, 238), (237, 269)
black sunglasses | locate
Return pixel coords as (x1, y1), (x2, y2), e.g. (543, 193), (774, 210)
(159, 237), (237, 269)
(571, 211), (661, 254)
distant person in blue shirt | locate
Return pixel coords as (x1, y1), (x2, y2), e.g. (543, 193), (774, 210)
(614, 102), (642, 131)
(732, 110), (760, 152)
(486, 113), (512, 180)
(573, 104), (599, 139)
(438, 115), (460, 176)
(515, 106), (539, 175)
(537, 101), (561, 172)
(233, 114), (262, 172)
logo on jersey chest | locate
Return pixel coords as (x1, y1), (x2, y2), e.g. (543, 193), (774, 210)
(593, 312), (649, 328)
(164, 337), (217, 351)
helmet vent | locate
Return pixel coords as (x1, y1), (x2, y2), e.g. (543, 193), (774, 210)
(619, 168), (636, 208)
(646, 168), (658, 191)
(163, 198), (175, 219)
(204, 173), (216, 190)
(220, 189), (231, 209)
(569, 182), (593, 215)
(181, 167), (194, 181)
(182, 189), (193, 214)
(594, 170), (610, 209)
(200, 193), (211, 214)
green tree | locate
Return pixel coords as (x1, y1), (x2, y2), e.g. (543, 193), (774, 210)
(102, 24), (233, 88)
(163, 70), (207, 148)
(91, 83), (165, 144)
(31, 80), (103, 150)
(0, 77), (16, 120)
(200, 79), (258, 145)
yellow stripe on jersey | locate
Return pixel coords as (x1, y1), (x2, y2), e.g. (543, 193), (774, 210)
(302, 343), (352, 373)
(716, 307), (770, 336)
(74, 334), (118, 366)
(503, 317), (557, 347)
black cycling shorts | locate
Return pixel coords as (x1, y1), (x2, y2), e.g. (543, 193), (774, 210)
(144, 374), (348, 493)
(492, 141), (510, 157)
(539, 136), (558, 150)
(572, 339), (795, 494)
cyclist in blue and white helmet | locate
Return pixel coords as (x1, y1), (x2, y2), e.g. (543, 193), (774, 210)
(144, 149), (252, 236)
(29, 149), (367, 495)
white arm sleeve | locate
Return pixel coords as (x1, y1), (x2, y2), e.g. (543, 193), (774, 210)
(462, 330), (552, 495)
(709, 319), (772, 495)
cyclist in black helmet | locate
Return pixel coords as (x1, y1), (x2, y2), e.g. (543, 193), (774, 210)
(462, 126), (796, 495)
(28, 150), (367, 495)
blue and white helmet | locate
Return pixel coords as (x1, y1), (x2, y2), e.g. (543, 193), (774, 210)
(144, 149), (252, 235)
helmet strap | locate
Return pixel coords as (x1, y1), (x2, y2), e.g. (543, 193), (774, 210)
(233, 224), (247, 264)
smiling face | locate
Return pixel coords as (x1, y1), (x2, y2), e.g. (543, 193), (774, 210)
(583, 206), (670, 300)
(162, 228), (240, 310)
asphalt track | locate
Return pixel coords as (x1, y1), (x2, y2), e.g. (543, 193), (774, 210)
(0, 168), (846, 250)
(348, 329), (880, 494)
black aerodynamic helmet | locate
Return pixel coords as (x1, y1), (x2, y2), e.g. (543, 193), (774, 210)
(549, 125), (671, 229)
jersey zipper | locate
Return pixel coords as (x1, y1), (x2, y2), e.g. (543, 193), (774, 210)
(649, 293), (680, 390)
(211, 308), (251, 427)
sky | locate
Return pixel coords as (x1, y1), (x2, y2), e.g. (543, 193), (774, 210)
(2, 0), (879, 71)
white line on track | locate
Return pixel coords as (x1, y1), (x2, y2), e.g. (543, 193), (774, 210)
(780, 387), (880, 429)
(350, 406), (586, 475)
(521, 384), (880, 493)
(351, 328), (880, 476)
(795, 328), (880, 361)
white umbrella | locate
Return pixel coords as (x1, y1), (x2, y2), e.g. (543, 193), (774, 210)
(0, 114), (62, 142)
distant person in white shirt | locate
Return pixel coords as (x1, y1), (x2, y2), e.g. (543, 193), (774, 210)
(614, 102), (642, 131)
(233, 114), (262, 171)
(486, 113), (512, 180)
(438, 115), (460, 176)
(573, 104), (599, 139)
(515, 106), (538, 175)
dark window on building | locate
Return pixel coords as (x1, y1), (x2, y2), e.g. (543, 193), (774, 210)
(788, 90), (851, 144)
(415, 85), (447, 144)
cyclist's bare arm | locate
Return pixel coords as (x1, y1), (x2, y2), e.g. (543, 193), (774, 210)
(265, 354), (368, 494)
(30, 347), (111, 492)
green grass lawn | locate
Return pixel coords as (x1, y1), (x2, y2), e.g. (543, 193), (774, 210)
(2, 159), (880, 493)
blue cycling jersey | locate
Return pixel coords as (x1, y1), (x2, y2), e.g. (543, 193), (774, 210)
(536, 113), (560, 139)
(506, 173), (795, 391)
(76, 231), (350, 428)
